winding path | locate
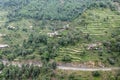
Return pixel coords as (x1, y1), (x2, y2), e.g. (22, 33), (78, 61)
(57, 66), (120, 71)
(1, 60), (120, 71)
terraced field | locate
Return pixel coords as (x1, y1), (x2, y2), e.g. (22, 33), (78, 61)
(56, 8), (120, 62)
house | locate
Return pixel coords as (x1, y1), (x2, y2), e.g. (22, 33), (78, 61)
(0, 33), (6, 37)
(55, 24), (70, 31)
(87, 42), (102, 50)
(0, 44), (9, 49)
(63, 24), (69, 30)
(47, 31), (59, 37)
(7, 26), (16, 30)
(29, 26), (33, 28)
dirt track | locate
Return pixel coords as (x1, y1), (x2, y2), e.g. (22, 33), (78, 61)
(1, 60), (120, 71)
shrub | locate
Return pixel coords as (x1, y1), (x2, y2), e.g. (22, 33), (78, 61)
(62, 55), (72, 62)
(92, 71), (101, 77)
(108, 58), (115, 65)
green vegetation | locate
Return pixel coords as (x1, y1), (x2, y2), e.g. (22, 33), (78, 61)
(0, 0), (120, 79)
(0, 63), (40, 80)
(0, 0), (114, 22)
(56, 8), (120, 66)
(0, 62), (120, 80)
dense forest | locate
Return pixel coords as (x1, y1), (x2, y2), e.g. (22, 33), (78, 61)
(0, 0), (115, 21)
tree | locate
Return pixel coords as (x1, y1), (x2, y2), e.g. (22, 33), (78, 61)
(0, 62), (4, 70)
(51, 61), (57, 70)
(62, 55), (72, 62)
(92, 71), (101, 77)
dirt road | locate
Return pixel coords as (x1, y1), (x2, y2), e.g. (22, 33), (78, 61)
(57, 66), (120, 71)
(1, 60), (120, 71)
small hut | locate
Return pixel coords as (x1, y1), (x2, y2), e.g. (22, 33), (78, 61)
(0, 44), (9, 49)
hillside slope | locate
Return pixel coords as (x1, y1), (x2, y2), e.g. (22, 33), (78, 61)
(0, 0), (114, 21)
(0, 0), (120, 80)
